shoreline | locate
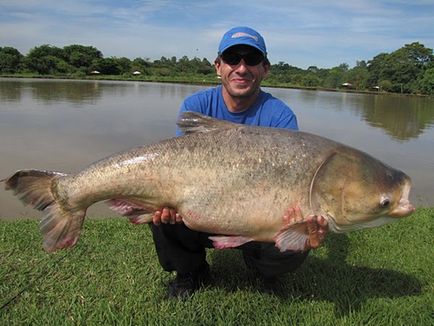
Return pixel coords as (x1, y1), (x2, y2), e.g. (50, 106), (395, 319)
(1, 74), (430, 98)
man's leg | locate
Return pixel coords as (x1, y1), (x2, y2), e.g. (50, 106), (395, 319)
(242, 242), (309, 293)
(242, 242), (309, 278)
(150, 224), (212, 298)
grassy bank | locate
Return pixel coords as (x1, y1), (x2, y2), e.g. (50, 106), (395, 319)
(1, 208), (433, 325)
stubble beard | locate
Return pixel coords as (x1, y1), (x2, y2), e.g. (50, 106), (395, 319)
(224, 78), (261, 99)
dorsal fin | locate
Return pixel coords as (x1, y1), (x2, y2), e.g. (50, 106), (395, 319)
(177, 111), (239, 134)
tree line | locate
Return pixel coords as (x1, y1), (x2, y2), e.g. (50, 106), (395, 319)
(1, 42), (433, 95)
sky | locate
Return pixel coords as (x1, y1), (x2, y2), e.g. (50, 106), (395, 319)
(1, 0), (433, 69)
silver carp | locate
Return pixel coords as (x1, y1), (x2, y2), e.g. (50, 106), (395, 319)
(3, 112), (415, 252)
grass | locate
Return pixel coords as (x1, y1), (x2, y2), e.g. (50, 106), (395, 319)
(1, 208), (433, 325)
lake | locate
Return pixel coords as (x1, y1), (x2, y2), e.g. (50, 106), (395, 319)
(1, 78), (433, 219)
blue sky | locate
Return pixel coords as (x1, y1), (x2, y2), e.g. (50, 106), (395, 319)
(1, 0), (433, 69)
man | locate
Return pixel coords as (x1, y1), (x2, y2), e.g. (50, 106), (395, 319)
(151, 26), (328, 298)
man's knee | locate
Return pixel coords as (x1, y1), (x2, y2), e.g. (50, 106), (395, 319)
(242, 242), (309, 278)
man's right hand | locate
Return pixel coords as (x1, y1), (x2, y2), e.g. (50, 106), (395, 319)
(152, 207), (183, 225)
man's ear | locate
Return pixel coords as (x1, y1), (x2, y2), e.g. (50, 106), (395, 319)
(263, 62), (270, 79)
(214, 59), (221, 77)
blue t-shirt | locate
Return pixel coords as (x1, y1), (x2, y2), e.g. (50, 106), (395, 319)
(176, 85), (298, 135)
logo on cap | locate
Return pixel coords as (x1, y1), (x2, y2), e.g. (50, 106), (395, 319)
(231, 32), (258, 42)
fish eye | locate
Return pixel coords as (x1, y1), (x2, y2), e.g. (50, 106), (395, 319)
(380, 198), (390, 208)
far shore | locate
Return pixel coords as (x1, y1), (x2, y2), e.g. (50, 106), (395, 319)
(1, 73), (429, 98)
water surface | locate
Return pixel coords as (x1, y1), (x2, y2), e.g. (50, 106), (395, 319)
(1, 78), (433, 219)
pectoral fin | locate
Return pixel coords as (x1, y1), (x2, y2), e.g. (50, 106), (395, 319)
(209, 235), (254, 249)
(274, 224), (309, 252)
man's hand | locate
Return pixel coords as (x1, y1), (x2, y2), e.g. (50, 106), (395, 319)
(305, 214), (328, 250)
(283, 206), (328, 250)
(152, 207), (183, 225)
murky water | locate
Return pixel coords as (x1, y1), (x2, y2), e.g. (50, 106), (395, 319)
(1, 78), (433, 219)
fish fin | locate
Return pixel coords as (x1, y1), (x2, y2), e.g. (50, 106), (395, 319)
(177, 112), (239, 134)
(5, 169), (84, 252)
(106, 199), (154, 224)
(128, 214), (153, 224)
(40, 205), (85, 252)
(209, 235), (254, 249)
(274, 224), (309, 252)
(4, 169), (66, 210)
(106, 198), (151, 216)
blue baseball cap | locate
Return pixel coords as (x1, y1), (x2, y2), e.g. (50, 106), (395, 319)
(218, 26), (267, 56)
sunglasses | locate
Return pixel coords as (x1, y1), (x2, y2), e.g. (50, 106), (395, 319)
(221, 50), (264, 66)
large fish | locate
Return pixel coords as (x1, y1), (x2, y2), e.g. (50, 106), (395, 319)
(3, 112), (415, 253)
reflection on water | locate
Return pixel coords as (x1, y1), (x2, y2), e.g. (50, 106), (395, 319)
(1, 78), (433, 218)
(270, 89), (434, 141)
(360, 95), (434, 141)
(0, 78), (104, 105)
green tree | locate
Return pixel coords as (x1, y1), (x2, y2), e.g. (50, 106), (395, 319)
(131, 57), (150, 74)
(27, 44), (65, 59)
(389, 42), (433, 93)
(379, 79), (393, 92)
(346, 61), (369, 89)
(177, 55), (192, 73)
(196, 58), (213, 75)
(24, 45), (70, 74)
(115, 57), (132, 74)
(367, 53), (389, 87)
(302, 73), (321, 87)
(324, 64), (348, 88)
(418, 68), (434, 95)
(0, 47), (23, 73)
(63, 45), (102, 69)
(307, 66), (319, 73)
(154, 56), (172, 67)
(92, 57), (122, 75)
(368, 43), (434, 93)
(269, 62), (304, 84)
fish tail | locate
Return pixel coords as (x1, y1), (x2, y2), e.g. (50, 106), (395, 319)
(39, 203), (85, 252)
(5, 169), (85, 252)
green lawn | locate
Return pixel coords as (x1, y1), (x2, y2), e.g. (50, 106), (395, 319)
(1, 208), (433, 325)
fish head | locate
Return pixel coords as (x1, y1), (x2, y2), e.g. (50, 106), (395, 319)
(310, 149), (415, 233)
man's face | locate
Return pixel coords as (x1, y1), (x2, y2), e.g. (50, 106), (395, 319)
(215, 45), (269, 99)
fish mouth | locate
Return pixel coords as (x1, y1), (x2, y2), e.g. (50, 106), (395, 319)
(389, 198), (415, 217)
(389, 179), (415, 218)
